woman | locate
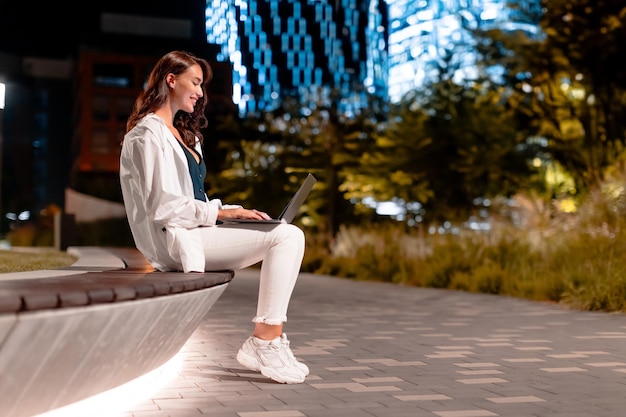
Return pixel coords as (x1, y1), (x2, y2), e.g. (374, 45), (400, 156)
(120, 50), (309, 384)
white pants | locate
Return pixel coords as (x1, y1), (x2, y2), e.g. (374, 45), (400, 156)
(199, 223), (305, 325)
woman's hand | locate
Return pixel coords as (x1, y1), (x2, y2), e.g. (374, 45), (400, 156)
(217, 207), (272, 221)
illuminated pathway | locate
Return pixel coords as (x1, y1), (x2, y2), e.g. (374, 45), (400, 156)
(118, 268), (626, 417)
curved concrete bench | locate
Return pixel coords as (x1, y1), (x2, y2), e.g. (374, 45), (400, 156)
(0, 247), (234, 417)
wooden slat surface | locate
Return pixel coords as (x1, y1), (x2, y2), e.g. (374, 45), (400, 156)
(0, 248), (234, 313)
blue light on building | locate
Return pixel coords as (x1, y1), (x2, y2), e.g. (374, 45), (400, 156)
(385, 0), (541, 102)
(206, 0), (540, 114)
(206, 0), (388, 116)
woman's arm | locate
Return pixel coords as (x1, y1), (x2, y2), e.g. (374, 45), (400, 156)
(123, 128), (219, 228)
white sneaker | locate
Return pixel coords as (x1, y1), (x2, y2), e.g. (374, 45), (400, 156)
(237, 336), (306, 384)
(280, 333), (310, 376)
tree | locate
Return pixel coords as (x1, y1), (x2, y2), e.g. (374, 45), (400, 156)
(205, 87), (389, 238)
(204, 109), (295, 220)
(356, 79), (538, 226)
(259, 89), (389, 237)
(475, 0), (626, 193)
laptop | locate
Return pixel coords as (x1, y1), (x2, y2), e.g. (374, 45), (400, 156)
(220, 173), (317, 224)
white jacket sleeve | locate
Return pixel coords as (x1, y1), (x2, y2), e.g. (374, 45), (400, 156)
(125, 125), (219, 228)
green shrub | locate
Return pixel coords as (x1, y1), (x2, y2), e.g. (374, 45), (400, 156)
(306, 195), (626, 313)
(419, 245), (470, 288)
(554, 231), (626, 311)
(450, 261), (506, 294)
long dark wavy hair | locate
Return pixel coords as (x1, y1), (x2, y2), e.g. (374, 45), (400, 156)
(125, 50), (213, 146)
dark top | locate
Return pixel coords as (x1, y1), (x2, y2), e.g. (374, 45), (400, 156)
(178, 141), (207, 202)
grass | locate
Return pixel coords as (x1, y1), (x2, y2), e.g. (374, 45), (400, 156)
(0, 248), (78, 273)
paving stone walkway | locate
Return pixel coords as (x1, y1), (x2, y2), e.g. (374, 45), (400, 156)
(114, 267), (626, 417)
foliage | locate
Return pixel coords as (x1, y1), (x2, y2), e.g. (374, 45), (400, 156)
(342, 94), (433, 222)
(6, 216), (135, 248)
(206, 77), (542, 233)
(6, 223), (48, 246)
(310, 222), (424, 283)
(205, 3), (626, 236)
(304, 172), (626, 313)
(475, 0), (626, 192)
(5, 204), (60, 247)
(369, 83), (540, 224)
(205, 87), (389, 238)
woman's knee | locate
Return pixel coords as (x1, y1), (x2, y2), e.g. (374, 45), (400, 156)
(277, 224), (305, 248)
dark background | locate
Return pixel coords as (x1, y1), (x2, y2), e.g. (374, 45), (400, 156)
(0, 0), (210, 58)
(0, 0), (220, 237)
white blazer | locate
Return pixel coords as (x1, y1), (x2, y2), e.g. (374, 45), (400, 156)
(119, 113), (235, 272)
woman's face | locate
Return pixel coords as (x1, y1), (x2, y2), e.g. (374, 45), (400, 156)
(168, 64), (204, 113)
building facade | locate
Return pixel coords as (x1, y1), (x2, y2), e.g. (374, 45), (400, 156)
(205, 0), (389, 116)
(386, 0), (542, 102)
(206, 0), (541, 112)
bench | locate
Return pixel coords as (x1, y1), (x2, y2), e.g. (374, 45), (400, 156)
(0, 247), (233, 313)
(0, 246), (234, 417)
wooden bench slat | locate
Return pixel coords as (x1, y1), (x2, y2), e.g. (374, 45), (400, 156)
(0, 293), (22, 312)
(87, 288), (116, 303)
(23, 293), (60, 310)
(58, 292), (90, 307)
(113, 287), (138, 301)
(0, 249), (234, 313)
